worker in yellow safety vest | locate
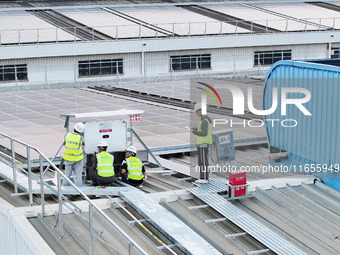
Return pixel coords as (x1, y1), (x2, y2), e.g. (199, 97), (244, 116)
(63, 122), (85, 186)
(89, 141), (115, 186)
(191, 103), (213, 184)
(121, 145), (146, 187)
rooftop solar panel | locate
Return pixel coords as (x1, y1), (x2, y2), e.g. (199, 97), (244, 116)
(201, 3), (321, 31)
(58, 8), (162, 39)
(0, 85), (265, 159)
(0, 88), (190, 158)
(0, 10), (78, 44)
(253, 2), (340, 29)
(114, 5), (248, 35)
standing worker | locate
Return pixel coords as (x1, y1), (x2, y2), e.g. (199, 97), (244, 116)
(121, 145), (146, 187)
(192, 103), (213, 184)
(89, 141), (115, 186)
(63, 122), (85, 186)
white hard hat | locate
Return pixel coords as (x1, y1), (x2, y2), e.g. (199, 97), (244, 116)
(194, 103), (202, 112)
(97, 140), (108, 148)
(74, 122), (85, 133)
(126, 145), (137, 154)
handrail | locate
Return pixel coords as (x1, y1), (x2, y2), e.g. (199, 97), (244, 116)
(0, 131), (148, 255)
(0, 17), (337, 46)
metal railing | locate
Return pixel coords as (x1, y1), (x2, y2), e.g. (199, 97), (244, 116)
(0, 131), (148, 255)
(0, 17), (338, 46)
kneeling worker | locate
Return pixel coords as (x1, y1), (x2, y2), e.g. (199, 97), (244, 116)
(121, 145), (146, 187)
(89, 141), (115, 186)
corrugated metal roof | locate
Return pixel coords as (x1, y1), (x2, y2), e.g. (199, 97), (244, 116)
(263, 60), (340, 173)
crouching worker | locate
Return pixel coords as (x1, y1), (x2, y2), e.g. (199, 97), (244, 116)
(89, 141), (115, 186)
(121, 145), (146, 187)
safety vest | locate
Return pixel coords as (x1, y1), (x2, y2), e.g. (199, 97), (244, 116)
(96, 152), (115, 177)
(126, 157), (143, 180)
(63, 132), (84, 162)
(196, 118), (213, 145)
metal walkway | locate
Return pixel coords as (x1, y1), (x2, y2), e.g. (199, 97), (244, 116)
(119, 188), (221, 255)
(188, 180), (307, 255)
(0, 161), (132, 196)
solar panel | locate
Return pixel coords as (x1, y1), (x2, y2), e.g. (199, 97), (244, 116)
(0, 10), (78, 44)
(114, 5), (248, 35)
(201, 3), (321, 31)
(58, 8), (162, 39)
(253, 2), (340, 29)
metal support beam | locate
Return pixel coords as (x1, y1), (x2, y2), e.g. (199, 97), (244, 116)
(89, 204), (94, 255)
(176, 177), (193, 181)
(162, 172), (177, 176)
(224, 232), (247, 238)
(246, 249), (271, 255)
(27, 147), (33, 206)
(128, 219), (147, 224)
(11, 193), (27, 196)
(188, 204), (209, 210)
(40, 156), (45, 216)
(131, 129), (164, 171)
(204, 218), (227, 224)
(10, 139), (18, 193)
(156, 244), (177, 250)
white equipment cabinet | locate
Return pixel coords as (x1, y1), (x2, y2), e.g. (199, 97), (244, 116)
(84, 120), (127, 154)
(60, 109), (143, 153)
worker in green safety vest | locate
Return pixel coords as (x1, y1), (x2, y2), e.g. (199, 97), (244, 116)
(121, 145), (146, 187)
(191, 103), (213, 184)
(89, 140), (115, 186)
(63, 122), (85, 186)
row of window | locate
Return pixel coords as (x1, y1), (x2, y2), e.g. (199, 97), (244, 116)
(0, 64), (27, 82)
(170, 54), (211, 71)
(254, 50), (291, 66)
(79, 59), (123, 77)
(0, 51), (292, 82)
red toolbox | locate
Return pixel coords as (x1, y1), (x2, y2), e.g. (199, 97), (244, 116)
(229, 171), (246, 185)
(229, 186), (246, 197)
(229, 171), (247, 197)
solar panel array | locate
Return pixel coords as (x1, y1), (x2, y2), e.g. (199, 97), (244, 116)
(1, 2), (339, 44)
(0, 10), (77, 44)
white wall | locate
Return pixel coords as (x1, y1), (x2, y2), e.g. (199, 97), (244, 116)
(0, 42), (332, 88)
(0, 198), (55, 255)
(291, 43), (328, 60)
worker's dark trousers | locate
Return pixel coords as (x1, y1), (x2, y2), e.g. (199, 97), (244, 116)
(89, 167), (115, 186)
(197, 145), (209, 180)
(121, 171), (143, 187)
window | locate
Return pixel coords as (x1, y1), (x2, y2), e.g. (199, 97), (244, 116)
(78, 59), (123, 77)
(254, 50), (291, 66)
(331, 48), (340, 59)
(170, 54), (211, 71)
(0, 64), (27, 82)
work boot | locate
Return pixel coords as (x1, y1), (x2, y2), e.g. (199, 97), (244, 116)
(195, 179), (209, 184)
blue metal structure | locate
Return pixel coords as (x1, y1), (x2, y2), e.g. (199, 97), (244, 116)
(263, 60), (340, 190)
